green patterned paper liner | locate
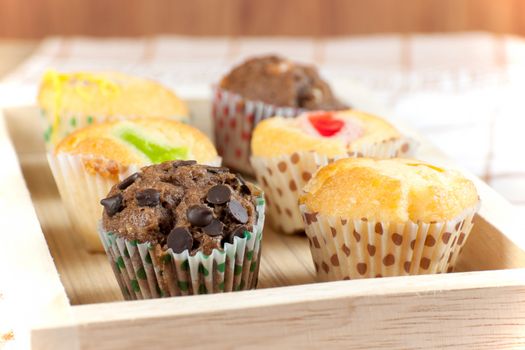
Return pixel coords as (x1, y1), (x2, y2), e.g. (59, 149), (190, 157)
(40, 108), (190, 150)
(99, 194), (265, 299)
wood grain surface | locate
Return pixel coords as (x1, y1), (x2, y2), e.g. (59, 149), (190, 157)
(1, 0), (525, 38)
(53, 269), (525, 350)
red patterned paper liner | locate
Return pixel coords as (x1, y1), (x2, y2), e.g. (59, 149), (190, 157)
(212, 87), (301, 174)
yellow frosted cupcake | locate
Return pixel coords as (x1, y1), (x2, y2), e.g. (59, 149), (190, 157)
(48, 117), (219, 251)
(250, 109), (416, 234)
(38, 70), (189, 148)
(299, 158), (480, 281)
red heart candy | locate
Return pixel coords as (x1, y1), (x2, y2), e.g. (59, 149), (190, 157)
(308, 112), (344, 137)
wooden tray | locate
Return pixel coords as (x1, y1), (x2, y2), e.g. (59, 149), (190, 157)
(2, 101), (525, 349)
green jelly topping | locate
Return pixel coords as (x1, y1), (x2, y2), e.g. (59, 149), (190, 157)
(117, 127), (188, 163)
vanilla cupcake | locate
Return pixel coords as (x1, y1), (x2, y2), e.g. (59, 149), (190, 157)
(299, 158), (480, 281)
(213, 55), (346, 174)
(251, 110), (416, 234)
(38, 70), (189, 148)
(48, 117), (219, 252)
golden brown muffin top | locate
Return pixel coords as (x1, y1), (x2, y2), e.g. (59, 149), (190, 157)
(251, 110), (402, 158)
(55, 117), (218, 168)
(39, 71), (188, 118)
(300, 158), (479, 223)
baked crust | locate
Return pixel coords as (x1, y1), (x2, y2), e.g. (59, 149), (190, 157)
(251, 110), (402, 158)
(38, 71), (188, 119)
(299, 158), (479, 223)
(55, 117), (218, 170)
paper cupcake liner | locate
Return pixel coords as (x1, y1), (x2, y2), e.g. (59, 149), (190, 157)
(299, 204), (479, 281)
(212, 87), (301, 175)
(250, 138), (418, 234)
(40, 108), (189, 151)
(47, 152), (221, 252)
(98, 194), (265, 299)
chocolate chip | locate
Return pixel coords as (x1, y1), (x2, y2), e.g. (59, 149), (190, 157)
(118, 172), (139, 190)
(167, 227), (193, 254)
(206, 185), (231, 205)
(187, 205), (213, 227)
(205, 166), (230, 174)
(100, 194), (123, 217)
(227, 225), (247, 244)
(227, 199), (248, 224)
(136, 189), (160, 207)
(202, 219), (224, 236)
(236, 174), (251, 195)
(172, 160), (197, 168)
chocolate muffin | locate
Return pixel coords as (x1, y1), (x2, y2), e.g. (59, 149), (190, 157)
(101, 160), (258, 255)
(99, 160), (265, 299)
(220, 55), (345, 110)
(213, 55), (348, 174)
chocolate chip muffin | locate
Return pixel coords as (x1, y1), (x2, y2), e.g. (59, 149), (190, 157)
(220, 55), (345, 110)
(101, 160), (257, 255)
(98, 160), (265, 299)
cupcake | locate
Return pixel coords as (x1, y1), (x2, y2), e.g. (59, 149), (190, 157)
(299, 158), (480, 281)
(98, 161), (265, 299)
(48, 117), (219, 252)
(38, 70), (189, 148)
(213, 55), (346, 174)
(251, 110), (417, 234)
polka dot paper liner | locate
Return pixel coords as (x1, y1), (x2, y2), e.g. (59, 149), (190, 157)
(98, 194), (265, 299)
(212, 88), (301, 175)
(250, 138), (418, 234)
(299, 204), (479, 281)
(40, 109), (189, 151)
(47, 151), (222, 252)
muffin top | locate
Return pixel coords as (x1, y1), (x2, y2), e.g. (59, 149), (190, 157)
(300, 158), (479, 223)
(219, 55), (345, 110)
(55, 118), (218, 178)
(101, 161), (258, 255)
(39, 71), (188, 118)
(251, 110), (403, 158)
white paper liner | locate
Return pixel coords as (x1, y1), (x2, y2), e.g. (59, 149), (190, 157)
(40, 108), (189, 151)
(212, 88), (301, 175)
(47, 152), (222, 252)
(98, 194), (265, 299)
(250, 138), (418, 234)
(300, 204), (479, 281)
